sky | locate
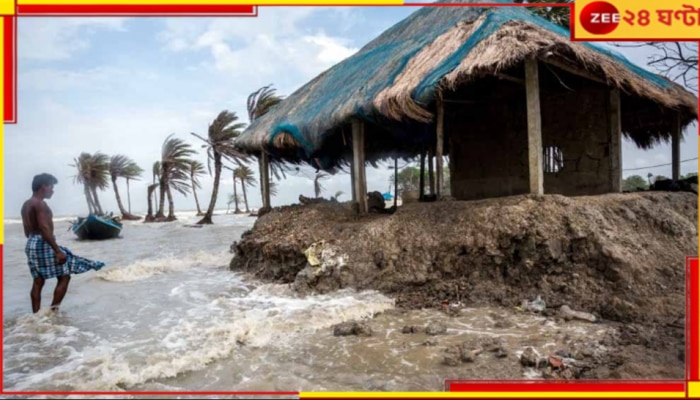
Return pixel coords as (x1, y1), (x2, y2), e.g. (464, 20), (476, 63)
(4, 6), (698, 219)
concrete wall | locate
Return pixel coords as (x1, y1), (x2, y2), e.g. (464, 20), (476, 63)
(448, 82), (614, 200)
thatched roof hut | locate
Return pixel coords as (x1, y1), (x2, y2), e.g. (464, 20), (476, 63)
(235, 0), (697, 171)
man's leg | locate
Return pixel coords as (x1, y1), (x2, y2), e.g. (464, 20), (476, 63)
(51, 275), (71, 311)
(30, 277), (45, 313)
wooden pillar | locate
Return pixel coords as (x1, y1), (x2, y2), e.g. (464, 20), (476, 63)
(525, 58), (544, 195)
(609, 88), (622, 192)
(419, 151), (426, 200)
(352, 119), (367, 213)
(350, 151), (356, 202)
(672, 111), (681, 180)
(260, 152), (271, 208)
(428, 149), (435, 195)
(436, 96), (444, 199)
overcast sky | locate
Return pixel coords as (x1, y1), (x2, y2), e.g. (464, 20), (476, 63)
(5, 6), (698, 219)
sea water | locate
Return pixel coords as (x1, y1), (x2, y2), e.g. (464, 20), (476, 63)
(3, 211), (613, 394)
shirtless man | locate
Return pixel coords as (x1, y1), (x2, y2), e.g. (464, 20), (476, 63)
(21, 173), (70, 313)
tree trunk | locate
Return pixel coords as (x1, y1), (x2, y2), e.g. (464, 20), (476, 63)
(233, 171), (241, 214)
(145, 184), (157, 222)
(191, 176), (203, 215)
(84, 184), (95, 214)
(156, 164), (168, 220)
(112, 177), (132, 219)
(166, 186), (176, 221)
(240, 177), (249, 213)
(197, 153), (222, 224)
(91, 186), (104, 215)
(127, 178), (132, 214)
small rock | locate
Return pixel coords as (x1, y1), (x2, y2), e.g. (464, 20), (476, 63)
(561, 368), (575, 380)
(549, 355), (563, 369)
(495, 348), (508, 358)
(332, 321), (372, 337)
(537, 357), (549, 369)
(522, 295), (546, 313)
(460, 346), (483, 363)
(520, 347), (538, 367)
(581, 347), (594, 358)
(443, 354), (460, 366)
(423, 338), (438, 346)
(542, 367), (557, 379)
(560, 305), (596, 322)
(402, 325), (423, 334)
(425, 322), (448, 336)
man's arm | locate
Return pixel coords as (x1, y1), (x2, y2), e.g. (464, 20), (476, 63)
(36, 203), (67, 264)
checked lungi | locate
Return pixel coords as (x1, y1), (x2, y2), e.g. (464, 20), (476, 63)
(25, 234), (106, 279)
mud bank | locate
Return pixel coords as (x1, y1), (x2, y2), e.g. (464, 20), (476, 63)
(231, 192), (697, 378)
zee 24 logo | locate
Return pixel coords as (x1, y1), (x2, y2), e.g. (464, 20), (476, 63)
(579, 0), (700, 35)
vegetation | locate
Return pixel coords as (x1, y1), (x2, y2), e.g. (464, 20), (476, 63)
(188, 160), (207, 216)
(109, 154), (143, 220)
(192, 111), (248, 224)
(156, 135), (197, 221)
(71, 152), (110, 215)
(235, 165), (257, 213)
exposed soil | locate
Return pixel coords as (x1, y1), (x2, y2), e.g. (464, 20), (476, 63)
(230, 192), (697, 379)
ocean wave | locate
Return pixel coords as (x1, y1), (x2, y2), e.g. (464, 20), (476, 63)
(95, 251), (232, 282)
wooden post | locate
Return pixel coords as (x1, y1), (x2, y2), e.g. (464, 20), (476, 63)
(260, 152), (271, 208)
(436, 96), (444, 199)
(609, 88), (622, 192)
(352, 119), (367, 213)
(350, 151), (356, 202)
(672, 111), (681, 180)
(394, 157), (398, 208)
(419, 151), (426, 200)
(525, 58), (544, 195)
(428, 149), (435, 195)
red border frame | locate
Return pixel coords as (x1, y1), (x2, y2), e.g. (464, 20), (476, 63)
(2, 2), (699, 398)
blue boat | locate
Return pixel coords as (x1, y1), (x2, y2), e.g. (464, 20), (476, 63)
(72, 214), (123, 240)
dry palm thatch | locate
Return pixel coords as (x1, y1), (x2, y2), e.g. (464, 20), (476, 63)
(235, 0), (697, 169)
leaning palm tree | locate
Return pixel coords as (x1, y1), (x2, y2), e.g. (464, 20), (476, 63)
(165, 164), (192, 221)
(109, 154), (144, 220)
(227, 167), (242, 214)
(269, 181), (279, 197)
(188, 160), (207, 216)
(191, 111), (248, 224)
(145, 161), (160, 222)
(234, 165), (256, 213)
(155, 134), (196, 221)
(313, 171), (329, 199)
(71, 152), (110, 215)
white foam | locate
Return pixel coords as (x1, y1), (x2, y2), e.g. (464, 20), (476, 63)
(95, 251), (231, 282)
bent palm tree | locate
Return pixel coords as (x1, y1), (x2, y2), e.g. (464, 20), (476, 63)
(234, 165), (256, 213)
(247, 85), (284, 206)
(156, 135), (196, 221)
(145, 161), (160, 222)
(72, 152), (110, 215)
(109, 154), (144, 220)
(192, 110), (248, 224)
(188, 160), (207, 216)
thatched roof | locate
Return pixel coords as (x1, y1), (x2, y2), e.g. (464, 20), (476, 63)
(236, 0), (698, 169)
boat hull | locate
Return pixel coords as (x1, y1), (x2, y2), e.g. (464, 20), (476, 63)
(72, 214), (122, 240)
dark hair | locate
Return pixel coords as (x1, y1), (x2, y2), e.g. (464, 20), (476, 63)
(32, 173), (58, 192)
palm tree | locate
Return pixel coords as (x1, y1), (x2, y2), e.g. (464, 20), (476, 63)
(109, 154), (143, 220)
(192, 111), (248, 224)
(334, 190), (344, 201)
(145, 161), (160, 222)
(269, 181), (278, 197)
(234, 165), (256, 213)
(227, 194), (240, 214)
(71, 152), (110, 215)
(228, 168), (242, 214)
(313, 171), (329, 198)
(247, 85), (284, 206)
(156, 135), (196, 221)
(188, 160), (207, 216)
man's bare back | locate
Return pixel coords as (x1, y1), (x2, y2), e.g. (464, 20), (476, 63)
(21, 198), (54, 239)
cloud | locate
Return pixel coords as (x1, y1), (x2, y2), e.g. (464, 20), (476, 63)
(158, 9), (359, 83)
(19, 18), (128, 61)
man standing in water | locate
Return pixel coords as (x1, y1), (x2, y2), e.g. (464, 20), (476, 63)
(21, 173), (105, 313)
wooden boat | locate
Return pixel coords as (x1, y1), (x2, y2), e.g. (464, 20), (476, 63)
(72, 214), (123, 240)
